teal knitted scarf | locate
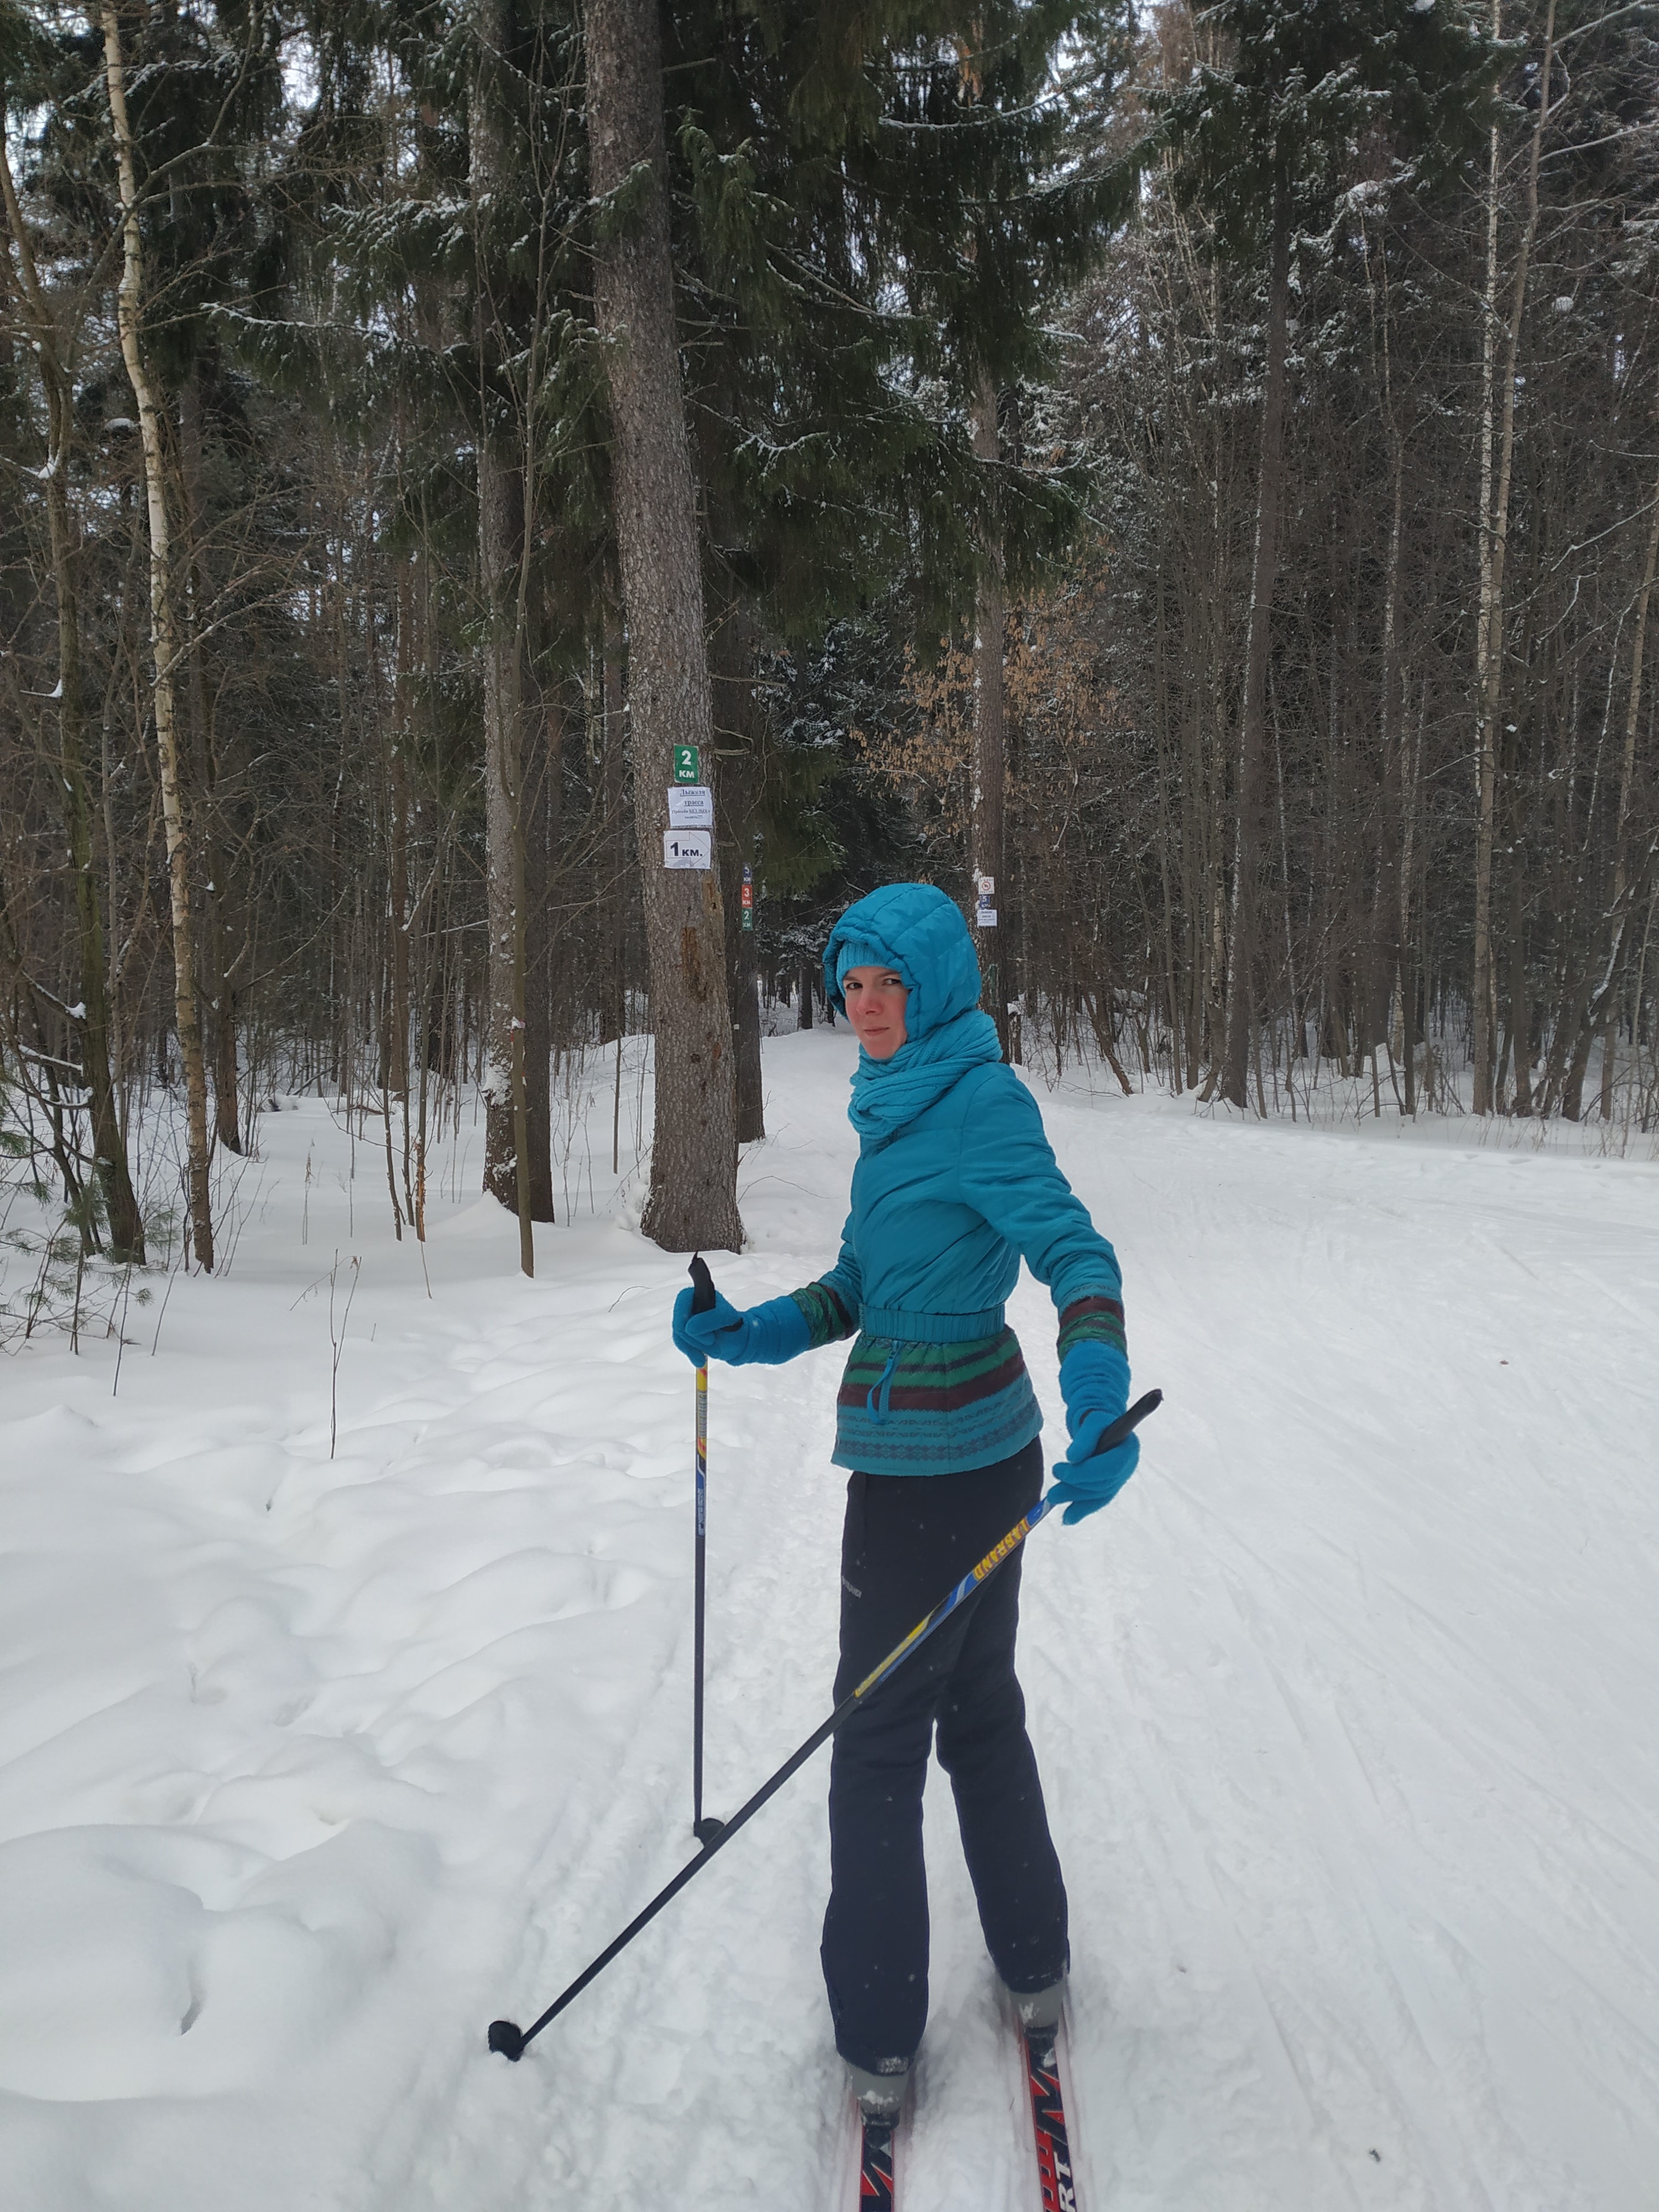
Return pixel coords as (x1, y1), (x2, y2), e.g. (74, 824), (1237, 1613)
(847, 1006), (1003, 1142)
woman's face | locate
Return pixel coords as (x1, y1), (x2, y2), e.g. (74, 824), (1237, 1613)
(842, 964), (909, 1060)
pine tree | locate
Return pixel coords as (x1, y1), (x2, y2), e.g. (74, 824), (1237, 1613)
(658, 2), (1138, 1068)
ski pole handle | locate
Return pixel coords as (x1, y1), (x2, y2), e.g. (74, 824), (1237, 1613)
(1075, 1387), (1162, 1465)
(687, 1252), (717, 1319)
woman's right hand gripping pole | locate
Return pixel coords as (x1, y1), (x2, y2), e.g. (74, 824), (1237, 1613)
(672, 1272), (812, 1369)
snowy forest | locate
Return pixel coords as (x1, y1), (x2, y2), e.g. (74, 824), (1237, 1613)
(3, 0), (1657, 1295)
(3, 8), (1659, 2211)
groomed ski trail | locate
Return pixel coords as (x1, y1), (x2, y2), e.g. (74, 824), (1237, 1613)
(1, 1031), (1656, 2211)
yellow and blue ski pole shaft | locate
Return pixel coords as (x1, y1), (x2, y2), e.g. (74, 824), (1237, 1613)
(487, 1385), (1162, 2062)
(686, 1255), (724, 1846)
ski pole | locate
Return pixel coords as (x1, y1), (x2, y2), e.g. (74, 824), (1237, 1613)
(686, 1254), (723, 1845)
(487, 1386), (1162, 2063)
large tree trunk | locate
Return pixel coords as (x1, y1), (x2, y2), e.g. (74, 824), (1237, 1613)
(586, 0), (742, 1251)
(101, 4), (214, 1269)
(1218, 186), (1292, 1111)
(473, 0), (534, 1272)
(971, 373), (1010, 1061)
(1, 124), (145, 1261)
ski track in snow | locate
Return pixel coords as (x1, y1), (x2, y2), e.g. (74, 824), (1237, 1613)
(2, 1031), (1656, 2210)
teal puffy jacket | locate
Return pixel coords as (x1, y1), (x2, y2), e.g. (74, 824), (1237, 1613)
(785, 884), (1128, 1478)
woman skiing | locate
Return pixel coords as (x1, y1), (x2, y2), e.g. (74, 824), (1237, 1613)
(672, 881), (1138, 2120)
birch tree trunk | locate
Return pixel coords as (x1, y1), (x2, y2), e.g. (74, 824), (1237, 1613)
(1471, 19), (1503, 1113)
(586, 0), (741, 1251)
(100, 3), (215, 1270)
(971, 374), (1010, 1061)
(1, 122), (145, 1261)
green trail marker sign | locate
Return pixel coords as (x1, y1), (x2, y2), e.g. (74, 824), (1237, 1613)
(672, 745), (700, 785)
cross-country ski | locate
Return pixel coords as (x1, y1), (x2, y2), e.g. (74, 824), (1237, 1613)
(1020, 2017), (1080, 2212)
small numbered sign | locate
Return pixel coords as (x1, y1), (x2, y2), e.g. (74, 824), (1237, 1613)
(667, 784), (714, 829)
(663, 828), (713, 870)
(673, 745), (701, 785)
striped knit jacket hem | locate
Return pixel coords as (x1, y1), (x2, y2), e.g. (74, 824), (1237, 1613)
(789, 1281), (1126, 1478)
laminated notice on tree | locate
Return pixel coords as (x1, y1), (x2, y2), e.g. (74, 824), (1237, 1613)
(663, 828), (713, 870)
(667, 785), (714, 829)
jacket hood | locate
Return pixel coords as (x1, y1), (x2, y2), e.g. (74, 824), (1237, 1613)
(823, 884), (982, 1041)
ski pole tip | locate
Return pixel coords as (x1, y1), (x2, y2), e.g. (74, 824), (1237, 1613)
(488, 2018), (526, 2062)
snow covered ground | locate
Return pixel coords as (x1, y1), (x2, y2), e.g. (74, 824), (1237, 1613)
(2, 1030), (1657, 2211)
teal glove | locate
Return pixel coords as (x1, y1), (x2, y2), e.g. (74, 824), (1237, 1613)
(672, 1286), (811, 1368)
(1050, 1342), (1139, 1524)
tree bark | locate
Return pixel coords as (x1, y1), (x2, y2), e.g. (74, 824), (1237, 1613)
(178, 369), (242, 1156)
(472, 0), (534, 1272)
(586, 0), (742, 1251)
(101, 3), (214, 1269)
(1474, 0), (1554, 1113)
(1, 122), (145, 1261)
(711, 607), (765, 1144)
(971, 374), (1010, 1060)
(1587, 450), (1659, 1117)
(601, 617), (628, 1045)
(1472, 72), (1502, 1113)
(1376, 424), (1406, 1093)
(390, 547), (414, 1112)
(523, 677), (557, 1222)
(1218, 184), (1291, 1110)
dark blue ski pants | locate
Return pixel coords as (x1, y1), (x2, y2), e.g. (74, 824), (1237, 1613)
(820, 1438), (1068, 2073)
